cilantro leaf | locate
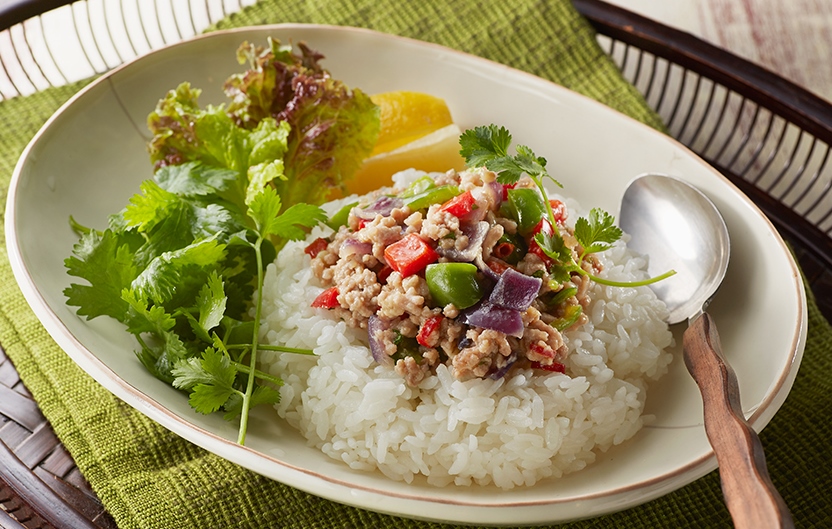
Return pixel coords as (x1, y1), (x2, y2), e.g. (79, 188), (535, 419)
(247, 187), (282, 237)
(123, 180), (179, 232)
(181, 281), (227, 344)
(269, 203), (328, 241)
(482, 156), (526, 183)
(189, 383), (238, 415)
(190, 204), (239, 241)
(459, 124), (512, 167)
(172, 347), (280, 421)
(534, 231), (571, 264)
(222, 384), (281, 422)
(154, 161), (239, 196)
(248, 187), (326, 241)
(575, 208), (623, 254)
(122, 179), (240, 263)
(131, 236), (227, 306)
(122, 289), (176, 335)
(135, 332), (190, 384)
(122, 290), (189, 382)
(64, 229), (140, 322)
(532, 231), (575, 283)
(172, 348), (240, 414)
(514, 145), (552, 183)
(459, 124), (562, 189)
(195, 272), (227, 337)
(172, 348), (234, 390)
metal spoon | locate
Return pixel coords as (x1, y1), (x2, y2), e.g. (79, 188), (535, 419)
(619, 173), (793, 529)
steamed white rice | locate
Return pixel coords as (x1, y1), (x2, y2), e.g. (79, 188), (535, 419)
(258, 177), (673, 490)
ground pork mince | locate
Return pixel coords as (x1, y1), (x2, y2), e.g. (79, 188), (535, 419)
(309, 168), (596, 386)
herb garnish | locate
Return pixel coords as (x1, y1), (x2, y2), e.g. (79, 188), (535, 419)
(459, 124), (674, 288)
(67, 164), (325, 444)
(65, 38), (378, 445)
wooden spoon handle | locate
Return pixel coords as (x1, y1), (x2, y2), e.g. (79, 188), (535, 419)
(683, 312), (794, 529)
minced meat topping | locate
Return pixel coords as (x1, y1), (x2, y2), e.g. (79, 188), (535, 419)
(307, 168), (599, 386)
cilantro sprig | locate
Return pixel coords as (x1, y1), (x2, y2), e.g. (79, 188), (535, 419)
(459, 124), (674, 288)
(67, 162), (325, 445)
(459, 124), (562, 231)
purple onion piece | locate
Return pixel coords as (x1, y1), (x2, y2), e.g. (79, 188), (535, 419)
(463, 221), (490, 244)
(475, 254), (501, 283)
(489, 352), (517, 379)
(367, 315), (393, 366)
(340, 238), (373, 257)
(437, 221), (490, 262)
(488, 180), (504, 209)
(354, 196), (403, 220)
(459, 302), (524, 338)
(489, 268), (542, 311)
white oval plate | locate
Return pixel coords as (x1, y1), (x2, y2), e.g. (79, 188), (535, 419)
(6, 25), (806, 525)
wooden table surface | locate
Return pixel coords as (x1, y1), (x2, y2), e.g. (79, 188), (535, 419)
(609, 0), (832, 103)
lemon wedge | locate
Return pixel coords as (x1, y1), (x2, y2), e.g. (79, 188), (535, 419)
(346, 91), (467, 196)
(370, 91), (454, 156)
(348, 124), (466, 196)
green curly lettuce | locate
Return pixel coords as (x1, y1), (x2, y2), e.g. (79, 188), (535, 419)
(149, 37), (380, 208)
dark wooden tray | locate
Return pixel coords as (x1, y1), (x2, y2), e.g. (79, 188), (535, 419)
(3, 0), (832, 526)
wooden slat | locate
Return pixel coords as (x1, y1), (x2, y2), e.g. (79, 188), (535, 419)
(14, 426), (60, 470)
(31, 469), (116, 529)
(0, 441), (98, 529)
(1, 347), (115, 529)
(0, 422), (34, 451)
(0, 387), (42, 433)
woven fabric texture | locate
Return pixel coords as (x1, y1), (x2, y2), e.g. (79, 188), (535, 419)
(0, 1), (829, 528)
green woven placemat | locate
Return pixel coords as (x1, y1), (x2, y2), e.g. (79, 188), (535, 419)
(0, 1), (829, 527)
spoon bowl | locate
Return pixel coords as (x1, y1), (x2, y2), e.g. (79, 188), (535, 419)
(619, 173), (793, 529)
(620, 174), (729, 324)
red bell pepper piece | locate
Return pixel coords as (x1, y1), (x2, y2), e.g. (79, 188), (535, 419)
(485, 258), (512, 275)
(383, 234), (438, 277)
(530, 342), (555, 358)
(311, 287), (340, 309)
(530, 360), (566, 373)
(501, 182), (517, 201)
(549, 199), (567, 224)
(530, 344), (565, 372)
(439, 190), (475, 217)
(416, 315), (444, 347)
(377, 265), (394, 284)
(304, 237), (329, 258)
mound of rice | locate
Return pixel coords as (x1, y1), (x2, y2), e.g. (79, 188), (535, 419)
(258, 183), (673, 490)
